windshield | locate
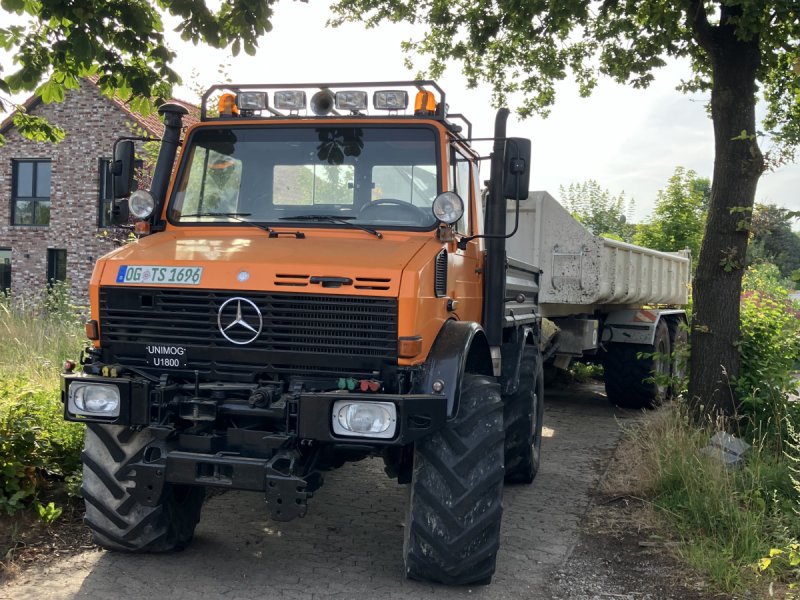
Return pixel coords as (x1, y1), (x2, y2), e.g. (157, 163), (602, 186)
(169, 126), (439, 230)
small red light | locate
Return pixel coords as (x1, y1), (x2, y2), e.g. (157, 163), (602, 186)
(63, 360), (76, 373)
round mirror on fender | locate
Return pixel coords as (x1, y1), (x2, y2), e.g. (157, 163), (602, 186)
(432, 192), (464, 225)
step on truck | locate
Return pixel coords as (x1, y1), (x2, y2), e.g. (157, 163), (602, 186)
(61, 81), (685, 585)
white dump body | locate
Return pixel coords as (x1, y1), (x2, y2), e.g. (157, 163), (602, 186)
(505, 191), (690, 317)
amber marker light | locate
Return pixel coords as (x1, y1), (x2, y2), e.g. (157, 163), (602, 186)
(218, 93), (239, 116)
(414, 90), (436, 115)
(134, 221), (151, 235)
(398, 336), (423, 358)
(85, 319), (99, 340)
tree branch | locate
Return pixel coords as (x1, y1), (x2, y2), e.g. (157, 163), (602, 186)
(686, 0), (715, 52)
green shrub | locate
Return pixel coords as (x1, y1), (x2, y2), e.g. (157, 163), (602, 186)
(737, 263), (800, 451)
(0, 378), (84, 514)
(0, 291), (86, 515)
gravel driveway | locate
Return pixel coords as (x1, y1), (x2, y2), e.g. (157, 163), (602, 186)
(2, 384), (637, 600)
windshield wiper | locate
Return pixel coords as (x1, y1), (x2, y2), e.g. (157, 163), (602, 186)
(179, 212), (275, 236)
(279, 214), (383, 239)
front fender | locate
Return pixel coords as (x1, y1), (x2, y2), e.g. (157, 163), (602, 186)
(415, 321), (493, 418)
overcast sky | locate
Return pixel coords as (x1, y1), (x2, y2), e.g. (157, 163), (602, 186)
(2, 2), (798, 225)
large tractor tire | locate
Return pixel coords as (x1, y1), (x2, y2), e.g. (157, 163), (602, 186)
(403, 373), (505, 585)
(604, 319), (671, 409)
(81, 424), (205, 552)
(503, 345), (544, 484)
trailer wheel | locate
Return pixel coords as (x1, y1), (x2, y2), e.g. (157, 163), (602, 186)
(503, 346), (544, 484)
(81, 424), (205, 552)
(403, 373), (505, 585)
(667, 318), (689, 399)
(604, 319), (671, 409)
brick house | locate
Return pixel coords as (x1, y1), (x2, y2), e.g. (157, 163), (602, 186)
(0, 78), (196, 304)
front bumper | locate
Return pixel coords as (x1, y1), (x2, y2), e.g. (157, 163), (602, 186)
(62, 373), (447, 446)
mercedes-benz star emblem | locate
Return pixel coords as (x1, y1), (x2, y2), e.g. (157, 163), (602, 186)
(217, 297), (263, 345)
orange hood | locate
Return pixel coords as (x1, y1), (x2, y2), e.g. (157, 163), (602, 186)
(97, 228), (434, 297)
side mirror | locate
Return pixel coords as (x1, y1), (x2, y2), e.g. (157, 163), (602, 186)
(503, 137), (531, 200)
(112, 140), (135, 199)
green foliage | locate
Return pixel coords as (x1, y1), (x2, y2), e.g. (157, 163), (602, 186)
(630, 405), (799, 594)
(737, 263), (800, 451)
(35, 500), (63, 524)
(747, 204), (800, 281)
(558, 180), (635, 242)
(634, 167), (709, 261)
(0, 292), (86, 515)
(0, 378), (84, 515)
(756, 421), (800, 588)
(0, 0), (279, 144)
(330, 0), (800, 146)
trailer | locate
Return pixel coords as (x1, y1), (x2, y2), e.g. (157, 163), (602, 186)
(506, 191), (690, 408)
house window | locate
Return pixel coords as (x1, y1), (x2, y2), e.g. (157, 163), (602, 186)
(0, 248), (11, 292)
(46, 249), (67, 284)
(12, 160), (51, 225)
(98, 158), (114, 227)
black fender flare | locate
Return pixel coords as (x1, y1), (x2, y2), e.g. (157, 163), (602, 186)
(500, 326), (536, 396)
(416, 320), (493, 419)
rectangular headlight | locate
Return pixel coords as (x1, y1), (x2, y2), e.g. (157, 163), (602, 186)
(68, 382), (121, 417)
(335, 91), (368, 111)
(332, 400), (397, 439)
(373, 90), (408, 110)
(236, 91), (268, 111)
(274, 91), (307, 110)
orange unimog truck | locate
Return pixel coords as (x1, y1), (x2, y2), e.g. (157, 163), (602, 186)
(62, 82), (540, 585)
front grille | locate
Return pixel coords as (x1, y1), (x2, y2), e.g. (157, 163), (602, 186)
(99, 287), (398, 380)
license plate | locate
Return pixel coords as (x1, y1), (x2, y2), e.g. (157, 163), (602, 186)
(144, 344), (187, 369)
(116, 265), (203, 285)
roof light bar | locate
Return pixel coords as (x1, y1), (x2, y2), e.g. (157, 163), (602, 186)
(374, 90), (408, 110)
(274, 91), (307, 111)
(335, 91), (368, 112)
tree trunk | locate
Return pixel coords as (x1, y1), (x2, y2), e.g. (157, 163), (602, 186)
(687, 27), (764, 421)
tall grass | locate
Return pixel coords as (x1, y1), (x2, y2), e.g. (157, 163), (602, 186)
(0, 285), (86, 387)
(0, 284), (86, 514)
(622, 405), (798, 594)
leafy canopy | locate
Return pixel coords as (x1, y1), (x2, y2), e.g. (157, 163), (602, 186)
(634, 167), (709, 261)
(558, 180), (634, 242)
(746, 204), (800, 282)
(330, 0), (799, 145)
(0, 0), (278, 122)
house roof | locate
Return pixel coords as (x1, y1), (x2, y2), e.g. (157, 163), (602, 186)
(0, 78), (200, 138)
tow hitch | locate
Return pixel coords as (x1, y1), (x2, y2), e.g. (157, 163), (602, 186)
(265, 451), (323, 522)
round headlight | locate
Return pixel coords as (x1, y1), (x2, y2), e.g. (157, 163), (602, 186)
(432, 192), (464, 225)
(129, 190), (155, 220)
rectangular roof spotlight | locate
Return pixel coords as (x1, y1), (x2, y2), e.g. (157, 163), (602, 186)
(236, 91), (268, 111)
(335, 91), (368, 112)
(373, 90), (408, 110)
(274, 91), (307, 111)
